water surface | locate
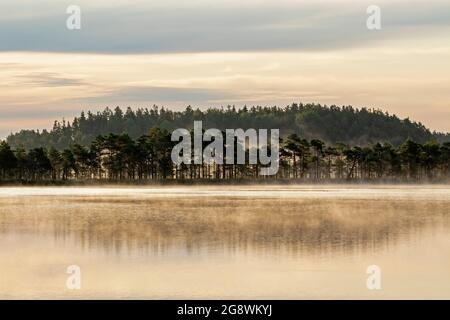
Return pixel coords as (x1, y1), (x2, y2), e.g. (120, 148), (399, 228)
(0, 185), (449, 299)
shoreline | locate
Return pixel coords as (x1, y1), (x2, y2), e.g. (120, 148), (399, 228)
(1, 178), (449, 187)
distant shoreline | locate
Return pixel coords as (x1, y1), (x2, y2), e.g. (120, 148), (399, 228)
(1, 178), (449, 187)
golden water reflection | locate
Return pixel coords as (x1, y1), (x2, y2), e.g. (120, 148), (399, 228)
(0, 186), (450, 299)
(1, 196), (449, 256)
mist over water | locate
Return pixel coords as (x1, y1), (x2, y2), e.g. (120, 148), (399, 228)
(0, 185), (450, 299)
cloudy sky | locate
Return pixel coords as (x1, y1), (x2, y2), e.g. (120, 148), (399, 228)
(1, 0), (450, 138)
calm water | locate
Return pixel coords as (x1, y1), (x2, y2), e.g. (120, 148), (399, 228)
(0, 185), (450, 299)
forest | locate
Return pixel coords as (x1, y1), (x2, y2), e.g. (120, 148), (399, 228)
(1, 104), (450, 183)
(6, 103), (450, 150)
(1, 129), (450, 183)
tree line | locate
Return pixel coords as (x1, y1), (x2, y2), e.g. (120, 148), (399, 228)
(1, 129), (450, 183)
(7, 104), (449, 151)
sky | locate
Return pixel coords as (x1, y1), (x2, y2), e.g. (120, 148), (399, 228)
(1, 0), (450, 138)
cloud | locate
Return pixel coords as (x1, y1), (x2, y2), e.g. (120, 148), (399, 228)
(1, 1), (449, 53)
(69, 86), (237, 104)
(15, 72), (88, 87)
(0, 63), (22, 70)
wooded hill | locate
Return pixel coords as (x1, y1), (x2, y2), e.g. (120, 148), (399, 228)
(6, 103), (450, 150)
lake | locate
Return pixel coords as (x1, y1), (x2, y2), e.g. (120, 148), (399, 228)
(0, 185), (449, 299)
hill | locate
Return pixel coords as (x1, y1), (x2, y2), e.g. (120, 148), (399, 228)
(6, 103), (450, 150)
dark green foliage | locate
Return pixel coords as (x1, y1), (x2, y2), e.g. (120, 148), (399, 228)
(24, 148), (53, 180)
(0, 141), (17, 179)
(1, 132), (450, 182)
(6, 104), (449, 150)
